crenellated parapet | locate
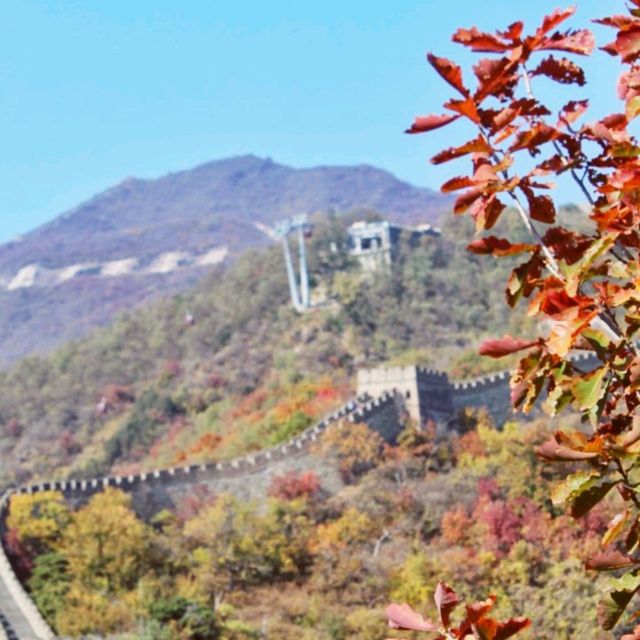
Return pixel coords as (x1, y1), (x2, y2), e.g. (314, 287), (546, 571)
(0, 390), (407, 638)
(0, 354), (604, 638)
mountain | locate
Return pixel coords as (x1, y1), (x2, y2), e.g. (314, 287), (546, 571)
(0, 213), (519, 490)
(0, 155), (450, 363)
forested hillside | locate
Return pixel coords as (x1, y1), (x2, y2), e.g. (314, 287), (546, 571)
(0, 209), (533, 490)
(0, 156), (451, 363)
(7, 412), (611, 639)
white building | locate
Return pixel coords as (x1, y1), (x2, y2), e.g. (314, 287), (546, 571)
(347, 220), (440, 271)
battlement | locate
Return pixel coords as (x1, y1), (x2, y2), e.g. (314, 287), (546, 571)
(15, 393), (378, 499)
(0, 354), (606, 637)
(451, 369), (510, 391)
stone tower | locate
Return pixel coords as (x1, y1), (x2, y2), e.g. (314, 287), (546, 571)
(356, 366), (454, 429)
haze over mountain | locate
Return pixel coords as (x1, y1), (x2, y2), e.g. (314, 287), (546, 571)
(0, 155), (450, 364)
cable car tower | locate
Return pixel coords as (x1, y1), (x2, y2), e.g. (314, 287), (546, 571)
(274, 214), (313, 312)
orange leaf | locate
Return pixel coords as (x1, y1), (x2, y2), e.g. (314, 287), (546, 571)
(467, 236), (537, 256)
(453, 27), (510, 52)
(431, 135), (492, 164)
(470, 194), (506, 231)
(558, 99), (589, 127)
(427, 53), (468, 96)
(536, 7), (577, 36)
(535, 434), (600, 462)
(445, 97), (481, 123)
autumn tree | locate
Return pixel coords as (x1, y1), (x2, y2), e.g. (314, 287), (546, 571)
(181, 493), (313, 607)
(388, 1), (640, 637)
(318, 421), (385, 482)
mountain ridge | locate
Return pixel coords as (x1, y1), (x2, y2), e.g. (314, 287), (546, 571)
(0, 155), (451, 363)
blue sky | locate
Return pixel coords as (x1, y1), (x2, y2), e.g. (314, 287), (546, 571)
(0, 0), (623, 243)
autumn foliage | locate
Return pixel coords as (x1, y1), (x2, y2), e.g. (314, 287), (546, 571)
(386, 583), (529, 640)
(394, 1), (640, 636)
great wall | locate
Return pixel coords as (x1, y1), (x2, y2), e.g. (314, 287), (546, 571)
(0, 354), (598, 639)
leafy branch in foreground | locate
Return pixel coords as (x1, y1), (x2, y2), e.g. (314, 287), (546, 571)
(399, 0), (640, 634)
(386, 582), (530, 639)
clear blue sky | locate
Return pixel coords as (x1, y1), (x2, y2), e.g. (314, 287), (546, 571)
(0, 0), (623, 243)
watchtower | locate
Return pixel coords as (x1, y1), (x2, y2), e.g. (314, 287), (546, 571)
(356, 366), (454, 430)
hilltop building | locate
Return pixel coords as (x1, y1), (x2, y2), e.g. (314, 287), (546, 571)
(347, 220), (440, 271)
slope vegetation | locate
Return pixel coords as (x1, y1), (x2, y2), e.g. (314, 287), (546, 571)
(0, 212), (527, 490)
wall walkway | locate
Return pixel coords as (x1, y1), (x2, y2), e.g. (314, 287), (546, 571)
(0, 354), (600, 638)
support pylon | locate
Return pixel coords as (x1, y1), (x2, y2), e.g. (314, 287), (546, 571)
(275, 215), (312, 312)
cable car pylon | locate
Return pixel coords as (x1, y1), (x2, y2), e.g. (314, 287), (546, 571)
(274, 214), (313, 312)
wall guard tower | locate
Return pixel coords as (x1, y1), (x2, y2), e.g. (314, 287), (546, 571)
(275, 214), (312, 312)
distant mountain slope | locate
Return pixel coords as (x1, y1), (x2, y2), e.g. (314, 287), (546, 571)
(0, 156), (450, 363)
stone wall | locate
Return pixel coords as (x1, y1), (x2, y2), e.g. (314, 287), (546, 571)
(11, 391), (405, 518)
(451, 370), (513, 425)
(0, 390), (406, 639)
(0, 354), (604, 639)
(0, 492), (56, 640)
(358, 352), (601, 429)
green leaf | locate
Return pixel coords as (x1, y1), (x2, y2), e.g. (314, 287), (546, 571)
(561, 236), (614, 296)
(571, 479), (618, 518)
(627, 96), (640, 121)
(572, 366), (609, 411)
(550, 471), (617, 518)
(598, 573), (640, 630)
(543, 384), (573, 417)
(582, 327), (612, 351)
(551, 471), (599, 506)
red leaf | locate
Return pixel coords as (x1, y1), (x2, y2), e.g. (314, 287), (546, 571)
(539, 29), (596, 56)
(405, 113), (459, 134)
(522, 187), (556, 224)
(441, 176), (475, 193)
(434, 582), (459, 627)
(431, 135), (492, 164)
(494, 618), (532, 640)
(585, 550), (638, 571)
(479, 335), (540, 358)
(509, 125), (558, 153)
(473, 57), (519, 101)
(454, 188), (483, 213)
(602, 27), (640, 63)
(386, 603), (437, 631)
(471, 194), (505, 230)
(427, 53), (468, 96)
(453, 27), (510, 52)
(538, 288), (582, 315)
(543, 227), (591, 264)
(558, 99), (589, 127)
(497, 22), (524, 41)
(594, 15), (638, 30)
(445, 97), (481, 123)
(536, 7), (577, 37)
(532, 56), (585, 85)
(467, 236), (537, 256)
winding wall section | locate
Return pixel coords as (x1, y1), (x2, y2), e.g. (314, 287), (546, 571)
(0, 390), (402, 638)
(0, 355), (599, 638)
